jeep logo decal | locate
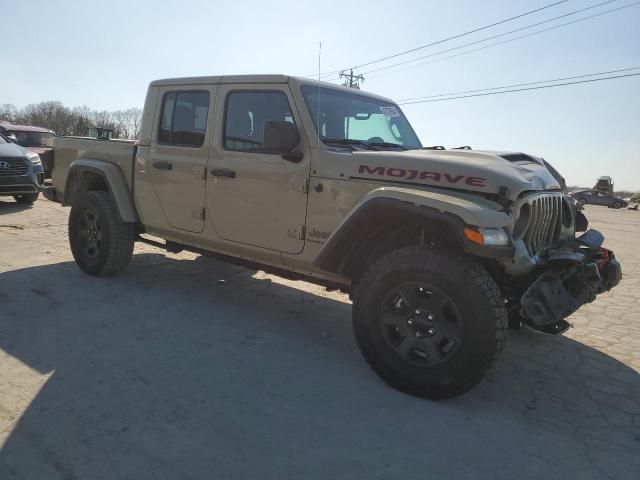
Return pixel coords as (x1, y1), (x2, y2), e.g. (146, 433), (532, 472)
(358, 164), (487, 188)
(308, 228), (331, 240)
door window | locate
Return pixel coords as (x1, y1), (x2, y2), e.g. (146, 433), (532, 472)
(224, 91), (295, 152)
(158, 91), (210, 147)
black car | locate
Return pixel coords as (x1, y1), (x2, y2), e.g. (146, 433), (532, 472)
(0, 133), (45, 204)
(571, 190), (628, 209)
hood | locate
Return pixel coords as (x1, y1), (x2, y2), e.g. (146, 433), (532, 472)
(0, 141), (29, 158)
(349, 148), (562, 201)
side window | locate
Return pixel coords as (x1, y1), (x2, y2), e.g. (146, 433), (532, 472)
(158, 91), (210, 147)
(224, 91), (295, 152)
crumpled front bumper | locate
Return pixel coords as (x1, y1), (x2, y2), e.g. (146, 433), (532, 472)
(519, 229), (622, 329)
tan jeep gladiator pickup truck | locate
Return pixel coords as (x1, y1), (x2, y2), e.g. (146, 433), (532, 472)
(45, 75), (622, 399)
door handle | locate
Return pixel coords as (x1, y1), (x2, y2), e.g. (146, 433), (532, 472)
(211, 168), (236, 179)
(152, 160), (173, 170)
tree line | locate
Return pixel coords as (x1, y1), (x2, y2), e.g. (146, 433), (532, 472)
(0, 102), (142, 140)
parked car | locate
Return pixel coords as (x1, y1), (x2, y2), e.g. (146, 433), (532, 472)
(0, 133), (45, 204)
(45, 75), (622, 399)
(572, 190), (628, 208)
(0, 121), (55, 177)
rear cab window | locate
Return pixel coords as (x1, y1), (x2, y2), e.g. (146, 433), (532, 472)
(158, 91), (210, 147)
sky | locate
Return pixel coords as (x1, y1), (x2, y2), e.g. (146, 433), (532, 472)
(2, 0), (639, 189)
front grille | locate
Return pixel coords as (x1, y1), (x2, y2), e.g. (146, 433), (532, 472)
(521, 193), (564, 256)
(0, 157), (29, 176)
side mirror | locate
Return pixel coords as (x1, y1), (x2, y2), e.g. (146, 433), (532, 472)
(263, 121), (303, 162)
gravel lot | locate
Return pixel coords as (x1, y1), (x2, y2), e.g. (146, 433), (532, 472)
(1, 198), (638, 479)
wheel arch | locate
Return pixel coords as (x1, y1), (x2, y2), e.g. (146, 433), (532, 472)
(313, 193), (512, 281)
(63, 159), (138, 223)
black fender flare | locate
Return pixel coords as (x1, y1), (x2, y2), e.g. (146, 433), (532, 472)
(313, 197), (513, 276)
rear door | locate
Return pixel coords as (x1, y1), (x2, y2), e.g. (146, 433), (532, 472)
(148, 88), (215, 232)
(207, 85), (310, 254)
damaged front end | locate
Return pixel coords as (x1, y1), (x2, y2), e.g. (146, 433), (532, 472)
(518, 229), (622, 334)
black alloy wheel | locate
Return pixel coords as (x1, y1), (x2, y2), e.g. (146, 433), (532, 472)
(77, 209), (103, 261)
(380, 282), (463, 368)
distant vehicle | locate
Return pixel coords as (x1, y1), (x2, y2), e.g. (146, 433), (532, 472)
(87, 127), (115, 140)
(572, 190), (627, 209)
(0, 133), (45, 204)
(0, 121), (55, 177)
(593, 176), (613, 195)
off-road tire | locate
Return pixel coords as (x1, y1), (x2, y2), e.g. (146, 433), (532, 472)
(13, 193), (39, 204)
(352, 246), (507, 400)
(69, 191), (135, 276)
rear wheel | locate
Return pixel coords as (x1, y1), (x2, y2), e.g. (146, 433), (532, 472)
(13, 193), (39, 204)
(352, 247), (507, 399)
(69, 191), (134, 276)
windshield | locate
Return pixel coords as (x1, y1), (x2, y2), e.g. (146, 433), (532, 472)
(301, 85), (422, 150)
(9, 131), (54, 148)
(0, 134), (7, 145)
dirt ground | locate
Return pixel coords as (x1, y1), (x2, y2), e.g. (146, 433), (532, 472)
(0, 198), (638, 480)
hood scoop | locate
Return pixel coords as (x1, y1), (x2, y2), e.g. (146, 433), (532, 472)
(499, 153), (541, 164)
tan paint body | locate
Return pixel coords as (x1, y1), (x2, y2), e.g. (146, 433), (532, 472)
(52, 75), (562, 287)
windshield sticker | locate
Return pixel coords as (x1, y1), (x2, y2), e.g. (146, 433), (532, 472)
(380, 106), (401, 118)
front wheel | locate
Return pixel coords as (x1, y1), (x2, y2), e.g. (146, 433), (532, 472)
(612, 201), (622, 209)
(69, 191), (135, 276)
(352, 247), (507, 399)
(578, 198), (587, 206)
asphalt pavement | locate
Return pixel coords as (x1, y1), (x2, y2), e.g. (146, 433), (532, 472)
(1, 199), (638, 479)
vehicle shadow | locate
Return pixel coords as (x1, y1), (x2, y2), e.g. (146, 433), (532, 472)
(0, 198), (34, 214)
(0, 253), (638, 479)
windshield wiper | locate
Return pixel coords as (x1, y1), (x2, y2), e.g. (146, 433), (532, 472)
(322, 138), (407, 151)
(366, 141), (407, 150)
(322, 138), (373, 149)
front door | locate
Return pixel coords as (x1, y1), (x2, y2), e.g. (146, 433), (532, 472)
(207, 85), (309, 254)
(148, 88), (215, 233)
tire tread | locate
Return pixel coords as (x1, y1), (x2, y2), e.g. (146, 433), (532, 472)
(352, 246), (507, 399)
(69, 191), (134, 276)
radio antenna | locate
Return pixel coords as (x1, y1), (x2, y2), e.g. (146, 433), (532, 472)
(317, 41), (321, 147)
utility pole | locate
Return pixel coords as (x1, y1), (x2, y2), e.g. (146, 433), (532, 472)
(339, 69), (364, 89)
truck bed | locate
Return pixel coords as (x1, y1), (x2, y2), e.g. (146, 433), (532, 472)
(51, 137), (137, 198)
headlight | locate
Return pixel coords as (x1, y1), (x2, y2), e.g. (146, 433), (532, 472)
(463, 227), (510, 246)
(26, 152), (42, 166)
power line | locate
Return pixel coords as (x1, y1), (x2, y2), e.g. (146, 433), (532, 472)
(397, 66), (640, 102)
(397, 72), (640, 105)
(302, 0), (569, 79)
(359, 0), (618, 77)
(345, 0), (570, 71)
(363, 1), (639, 80)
